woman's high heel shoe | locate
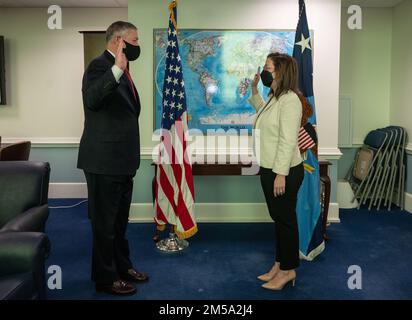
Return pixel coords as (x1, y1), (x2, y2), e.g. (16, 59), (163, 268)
(257, 263), (280, 282)
(257, 272), (278, 282)
(261, 271), (296, 291)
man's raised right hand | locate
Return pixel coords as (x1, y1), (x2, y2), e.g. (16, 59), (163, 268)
(115, 39), (128, 71)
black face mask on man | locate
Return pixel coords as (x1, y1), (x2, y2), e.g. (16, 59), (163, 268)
(260, 70), (274, 88)
(123, 40), (141, 61)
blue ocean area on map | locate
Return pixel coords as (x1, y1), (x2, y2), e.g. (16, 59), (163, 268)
(154, 30), (296, 133)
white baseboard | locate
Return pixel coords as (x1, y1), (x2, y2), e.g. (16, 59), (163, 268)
(129, 202), (273, 223)
(387, 191), (411, 213)
(405, 192), (412, 213)
(130, 202), (341, 223)
(406, 144), (412, 155)
(48, 183), (341, 223)
(329, 203), (340, 223)
(337, 180), (358, 209)
(49, 183), (88, 198)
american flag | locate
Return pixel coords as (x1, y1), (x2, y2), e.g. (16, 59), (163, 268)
(154, 0), (197, 240)
(298, 122), (317, 153)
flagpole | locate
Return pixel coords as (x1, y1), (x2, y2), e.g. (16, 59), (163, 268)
(156, 226), (189, 252)
(155, 0), (192, 253)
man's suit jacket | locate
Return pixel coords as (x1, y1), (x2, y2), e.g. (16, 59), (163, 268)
(77, 50), (141, 175)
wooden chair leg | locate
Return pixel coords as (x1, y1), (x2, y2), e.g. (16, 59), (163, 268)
(320, 176), (331, 240)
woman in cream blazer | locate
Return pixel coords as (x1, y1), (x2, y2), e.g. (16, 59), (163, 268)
(248, 53), (304, 291)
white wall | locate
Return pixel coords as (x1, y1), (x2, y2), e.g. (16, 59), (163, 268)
(129, 0), (342, 156)
(391, 0), (412, 149)
(390, 0), (412, 211)
(0, 8), (127, 141)
(340, 8), (393, 146)
(0, 1), (343, 158)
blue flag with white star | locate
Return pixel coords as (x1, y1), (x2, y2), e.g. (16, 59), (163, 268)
(293, 0), (325, 260)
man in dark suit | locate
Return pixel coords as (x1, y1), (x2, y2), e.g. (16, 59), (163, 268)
(78, 21), (148, 296)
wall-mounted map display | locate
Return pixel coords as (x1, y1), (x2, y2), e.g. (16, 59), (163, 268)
(154, 29), (296, 133)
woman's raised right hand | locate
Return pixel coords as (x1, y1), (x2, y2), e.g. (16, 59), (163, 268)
(252, 66), (261, 88)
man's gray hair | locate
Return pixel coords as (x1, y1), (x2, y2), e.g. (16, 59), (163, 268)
(106, 21), (137, 43)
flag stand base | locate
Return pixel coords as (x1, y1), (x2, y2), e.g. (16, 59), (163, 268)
(156, 232), (189, 252)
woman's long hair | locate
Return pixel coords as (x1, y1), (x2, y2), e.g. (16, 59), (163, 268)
(267, 52), (313, 126)
(267, 52), (298, 100)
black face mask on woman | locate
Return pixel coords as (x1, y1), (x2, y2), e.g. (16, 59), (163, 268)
(123, 40), (141, 61)
(260, 70), (274, 88)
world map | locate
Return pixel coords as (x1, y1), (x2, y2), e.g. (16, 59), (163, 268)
(154, 30), (296, 133)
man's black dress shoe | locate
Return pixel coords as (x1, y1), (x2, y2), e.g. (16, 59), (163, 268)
(121, 268), (149, 283)
(95, 280), (137, 295)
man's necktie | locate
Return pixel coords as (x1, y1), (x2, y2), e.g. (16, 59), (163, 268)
(123, 68), (137, 102)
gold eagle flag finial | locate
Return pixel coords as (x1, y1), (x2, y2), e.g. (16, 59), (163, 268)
(168, 0), (178, 31)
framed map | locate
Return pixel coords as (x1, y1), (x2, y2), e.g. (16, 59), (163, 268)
(153, 29), (297, 134)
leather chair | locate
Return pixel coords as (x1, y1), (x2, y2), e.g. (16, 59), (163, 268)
(0, 232), (50, 299)
(0, 161), (51, 300)
(0, 141), (31, 161)
(0, 161), (49, 232)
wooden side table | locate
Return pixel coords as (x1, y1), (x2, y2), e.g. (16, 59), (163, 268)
(319, 160), (332, 240)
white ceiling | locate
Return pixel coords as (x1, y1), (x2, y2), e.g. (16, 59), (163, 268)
(342, 0), (404, 7)
(0, 0), (127, 7)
